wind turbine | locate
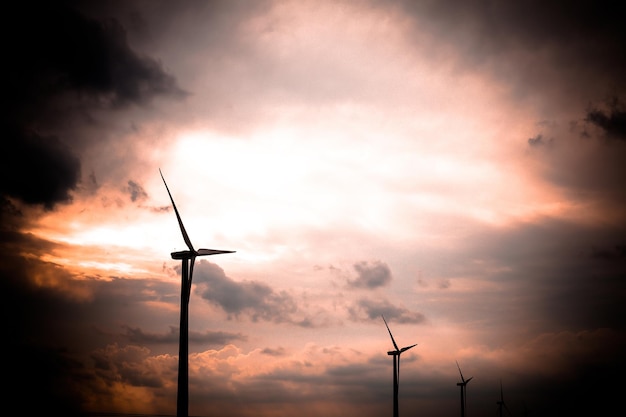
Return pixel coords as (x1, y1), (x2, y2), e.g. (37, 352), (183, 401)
(160, 169), (235, 417)
(455, 360), (473, 417)
(382, 315), (417, 417)
(496, 380), (511, 417)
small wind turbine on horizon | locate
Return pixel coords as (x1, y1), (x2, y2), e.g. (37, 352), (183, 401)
(160, 169), (235, 417)
(455, 360), (473, 417)
(496, 380), (511, 417)
(382, 315), (417, 417)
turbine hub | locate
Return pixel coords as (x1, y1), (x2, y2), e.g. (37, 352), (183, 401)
(171, 250), (195, 260)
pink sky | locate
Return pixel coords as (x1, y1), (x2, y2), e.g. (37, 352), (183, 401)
(2, 1), (626, 417)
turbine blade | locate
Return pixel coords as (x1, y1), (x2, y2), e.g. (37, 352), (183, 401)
(400, 343), (417, 353)
(466, 376), (473, 384)
(456, 360), (465, 382)
(382, 315), (400, 351)
(160, 169), (195, 253)
(197, 248), (236, 256)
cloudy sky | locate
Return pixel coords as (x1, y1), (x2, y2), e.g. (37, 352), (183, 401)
(2, 1), (625, 416)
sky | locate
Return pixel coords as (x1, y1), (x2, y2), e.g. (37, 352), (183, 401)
(2, 1), (625, 416)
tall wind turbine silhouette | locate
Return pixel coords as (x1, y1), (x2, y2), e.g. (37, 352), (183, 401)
(496, 380), (511, 417)
(382, 315), (417, 417)
(160, 169), (235, 417)
(455, 360), (473, 417)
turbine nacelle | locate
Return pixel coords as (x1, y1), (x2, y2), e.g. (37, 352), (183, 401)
(457, 375), (474, 386)
(387, 343), (418, 355)
(171, 249), (236, 260)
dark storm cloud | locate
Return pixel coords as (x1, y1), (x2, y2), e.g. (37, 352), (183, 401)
(91, 344), (164, 388)
(585, 97), (626, 140)
(347, 260), (392, 289)
(1, 238), (98, 415)
(348, 297), (426, 324)
(431, 216), (626, 340)
(126, 179), (149, 202)
(122, 324), (247, 346)
(0, 226), (190, 415)
(261, 346), (287, 356)
(0, 130), (81, 209)
(526, 103), (626, 209)
(193, 260), (314, 326)
(0, 2), (185, 212)
(527, 133), (553, 147)
(396, 0), (626, 105)
(5, 3), (185, 111)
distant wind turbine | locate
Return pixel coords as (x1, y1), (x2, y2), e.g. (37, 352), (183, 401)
(496, 380), (511, 417)
(160, 169), (235, 417)
(382, 315), (417, 417)
(455, 360), (473, 417)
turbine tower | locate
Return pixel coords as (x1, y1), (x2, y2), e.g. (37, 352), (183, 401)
(455, 360), (473, 417)
(382, 315), (417, 417)
(496, 380), (511, 417)
(160, 169), (235, 417)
